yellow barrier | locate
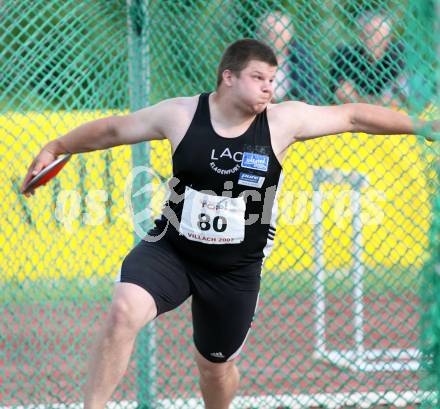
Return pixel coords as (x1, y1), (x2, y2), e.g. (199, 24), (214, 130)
(1, 111), (133, 281)
(1, 111), (433, 282)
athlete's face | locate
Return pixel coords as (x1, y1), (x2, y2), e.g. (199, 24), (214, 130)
(231, 60), (277, 113)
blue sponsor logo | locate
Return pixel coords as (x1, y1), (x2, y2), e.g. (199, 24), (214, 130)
(241, 152), (269, 172)
(240, 173), (260, 183)
(238, 172), (265, 188)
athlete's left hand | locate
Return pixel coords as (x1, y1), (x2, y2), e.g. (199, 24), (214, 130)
(423, 119), (439, 142)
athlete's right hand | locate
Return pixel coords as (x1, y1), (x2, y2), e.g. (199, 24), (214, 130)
(21, 146), (58, 197)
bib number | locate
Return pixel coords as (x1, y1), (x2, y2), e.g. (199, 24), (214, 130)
(198, 213), (227, 232)
(179, 186), (245, 244)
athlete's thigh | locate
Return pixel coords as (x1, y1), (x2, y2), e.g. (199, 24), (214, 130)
(191, 261), (262, 363)
(118, 238), (192, 316)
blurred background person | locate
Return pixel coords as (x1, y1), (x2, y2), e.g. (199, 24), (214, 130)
(258, 10), (322, 104)
(329, 11), (406, 105)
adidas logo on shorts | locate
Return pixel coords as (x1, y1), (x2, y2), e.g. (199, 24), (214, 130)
(210, 352), (225, 358)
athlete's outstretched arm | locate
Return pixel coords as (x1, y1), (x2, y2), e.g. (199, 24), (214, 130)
(47, 101), (171, 155)
(21, 100), (173, 194)
(278, 101), (438, 143)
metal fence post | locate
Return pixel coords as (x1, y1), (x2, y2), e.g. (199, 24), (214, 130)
(127, 0), (156, 407)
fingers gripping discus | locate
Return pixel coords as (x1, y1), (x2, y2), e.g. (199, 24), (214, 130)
(23, 154), (72, 194)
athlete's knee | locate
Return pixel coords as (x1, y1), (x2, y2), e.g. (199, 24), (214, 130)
(199, 362), (237, 383)
(107, 284), (157, 333)
(107, 299), (138, 333)
(195, 350), (238, 382)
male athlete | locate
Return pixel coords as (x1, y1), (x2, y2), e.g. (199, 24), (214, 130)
(22, 39), (437, 409)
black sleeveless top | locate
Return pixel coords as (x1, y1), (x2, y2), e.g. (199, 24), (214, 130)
(151, 93), (283, 270)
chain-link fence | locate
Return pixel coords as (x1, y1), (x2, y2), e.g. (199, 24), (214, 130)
(1, 0), (439, 408)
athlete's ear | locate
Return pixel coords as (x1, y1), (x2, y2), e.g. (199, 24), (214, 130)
(222, 69), (235, 87)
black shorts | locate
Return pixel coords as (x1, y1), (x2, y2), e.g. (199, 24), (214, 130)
(118, 238), (262, 363)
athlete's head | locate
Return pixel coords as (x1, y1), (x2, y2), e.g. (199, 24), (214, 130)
(216, 39), (278, 113)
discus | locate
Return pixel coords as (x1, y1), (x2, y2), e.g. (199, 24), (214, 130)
(22, 154), (72, 194)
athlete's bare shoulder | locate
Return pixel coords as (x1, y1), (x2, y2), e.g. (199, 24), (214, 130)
(266, 101), (308, 160)
(103, 94), (200, 147)
(267, 100), (308, 120)
(154, 95), (200, 150)
(160, 95), (199, 110)
(147, 95), (197, 122)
